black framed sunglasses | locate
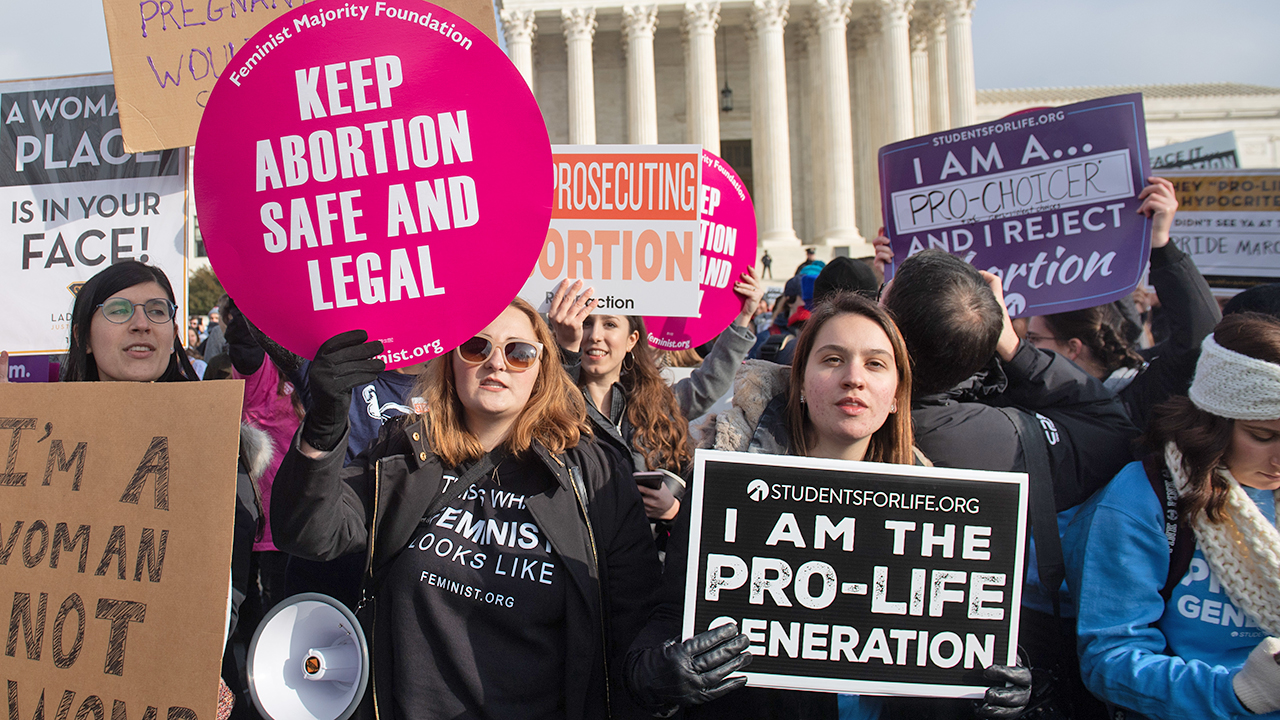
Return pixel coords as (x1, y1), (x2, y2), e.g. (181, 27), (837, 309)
(455, 336), (544, 371)
(97, 297), (177, 325)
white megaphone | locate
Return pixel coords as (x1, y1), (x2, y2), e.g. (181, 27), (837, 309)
(246, 593), (369, 720)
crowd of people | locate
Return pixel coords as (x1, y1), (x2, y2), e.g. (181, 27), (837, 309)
(4, 173), (1280, 720)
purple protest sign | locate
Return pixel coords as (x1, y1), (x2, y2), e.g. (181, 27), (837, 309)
(645, 150), (758, 350)
(879, 94), (1151, 317)
(194, 0), (552, 368)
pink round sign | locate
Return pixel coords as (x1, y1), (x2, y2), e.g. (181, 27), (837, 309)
(194, 0), (552, 368)
(645, 150), (758, 350)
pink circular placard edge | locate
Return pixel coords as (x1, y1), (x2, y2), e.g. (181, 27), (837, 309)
(645, 150), (758, 350)
(193, 0), (553, 368)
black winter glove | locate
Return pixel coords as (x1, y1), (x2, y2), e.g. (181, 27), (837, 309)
(975, 664), (1033, 719)
(302, 330), (385, 452)
(222, 299), (266, 376)
(625, 623), (752, 714)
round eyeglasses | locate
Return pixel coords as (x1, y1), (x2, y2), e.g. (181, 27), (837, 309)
(97, 297), (178, 325)
(455, 336), (543, 371)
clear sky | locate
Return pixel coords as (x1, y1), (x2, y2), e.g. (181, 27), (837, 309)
(1, 0), (1277, 89)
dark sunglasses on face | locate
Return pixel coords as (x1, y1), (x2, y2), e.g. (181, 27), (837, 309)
(455, 336), (543, 371)
(97, 297), (178, 324)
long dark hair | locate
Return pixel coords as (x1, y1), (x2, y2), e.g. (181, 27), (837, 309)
(63, 261), (198, 382)
(1145, 313), (1280, 522)
(1042, 304), (1144, 376)
(617, 316), (692, 473)
(786, 292), (915, 464)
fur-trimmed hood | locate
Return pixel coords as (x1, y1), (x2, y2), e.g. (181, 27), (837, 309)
(691, 360), (791, 453)
(239, 423), (274, 481)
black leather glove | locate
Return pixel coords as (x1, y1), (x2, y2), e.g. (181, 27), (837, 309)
(302, 330), (385, 452)
(975, 664), (1033, 719)
(222, 299), (266, 376)
(625, 623), (752, 713)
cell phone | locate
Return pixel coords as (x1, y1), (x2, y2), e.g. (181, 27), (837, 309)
(633, 471), (667, 490)
(634, 469), (687, 500)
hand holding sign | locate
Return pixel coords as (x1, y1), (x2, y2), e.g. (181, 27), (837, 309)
(194, 0), (552, 369)
(1137, 176), (1178, 249)
(625, 622), (753, 712)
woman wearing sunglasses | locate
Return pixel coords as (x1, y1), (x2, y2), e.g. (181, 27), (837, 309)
(271, 297), (661, 720)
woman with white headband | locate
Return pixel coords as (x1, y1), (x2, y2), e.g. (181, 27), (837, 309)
(1066, 312), (1280, 720)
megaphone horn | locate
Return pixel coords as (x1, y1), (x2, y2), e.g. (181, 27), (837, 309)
(246, 593), (369, 720)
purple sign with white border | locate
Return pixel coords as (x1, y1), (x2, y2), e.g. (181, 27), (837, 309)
(879, 94), (1151, 317)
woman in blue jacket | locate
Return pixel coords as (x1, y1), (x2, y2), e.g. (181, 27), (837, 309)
(1066, 312), (1280, 720)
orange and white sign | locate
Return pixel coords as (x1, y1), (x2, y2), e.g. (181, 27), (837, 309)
(519, 145), (703, 317)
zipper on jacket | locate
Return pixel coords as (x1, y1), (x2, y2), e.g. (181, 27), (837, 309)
(369, 459), (382, 720)
(567, 466), (611, 712)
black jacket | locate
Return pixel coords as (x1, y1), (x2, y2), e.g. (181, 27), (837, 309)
(1121, 242), (1221, 430)
(912, 339), (1138, 512)
(271, 419), (662, 720)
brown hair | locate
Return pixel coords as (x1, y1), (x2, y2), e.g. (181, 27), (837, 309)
(786, 291), (916, 464)
(619, 317), (693, 473)
(412, 298), (590, 467)
(1145, 313), (1280, 521)
(1041, 304), (1145, 375)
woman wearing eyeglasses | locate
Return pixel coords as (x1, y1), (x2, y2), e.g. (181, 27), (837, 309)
(271, 297), (662, 720)
(61, 260), (200, 382)
(44, 261), (261, 717)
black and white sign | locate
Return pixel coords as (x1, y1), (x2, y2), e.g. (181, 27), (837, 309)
(683, 449), (1028, 698)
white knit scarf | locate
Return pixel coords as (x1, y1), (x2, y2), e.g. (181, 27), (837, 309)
(1163, 442), (1280, 636)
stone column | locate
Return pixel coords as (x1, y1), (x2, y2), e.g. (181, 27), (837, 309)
(925, 4), (949, 132)
(751, 0), (799, 245)
(815, 0), (863, 247)
(562, 8), (598, 145)
(501, 9), (538, 90)
(878, 0), (915, 144)
(683, 2), (721, 154)
(802, 19), (827, 244)
(849, 21), (877, 239)
(622, 5), (659, 144)
(943, 0), (976, 128)
(910, 21), (930, 137)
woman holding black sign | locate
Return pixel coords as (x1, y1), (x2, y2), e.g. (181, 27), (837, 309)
(270, 297), (662, 720)
(1066, 313), (1280, 720)
(624, 292), (1030, 720)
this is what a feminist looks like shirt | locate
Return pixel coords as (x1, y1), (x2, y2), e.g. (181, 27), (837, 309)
(384, 455), (568, 720)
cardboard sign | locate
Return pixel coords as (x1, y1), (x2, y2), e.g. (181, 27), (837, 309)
(1152, 131), (1238, 171)
(0, 381), (242, 720)
(879, 94), (1152, 317)
(684, 449), (1027, 697)
(100, 0), (498, 152)
(193, 0), (552, 369)
(0, 74), (188, 357)
(645, 150), (758, 351)
(1161, 169), (1280, 277)
(518, 145), (704, 318)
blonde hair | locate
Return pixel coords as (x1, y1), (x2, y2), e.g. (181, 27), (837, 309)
(411, 298), (591, 467)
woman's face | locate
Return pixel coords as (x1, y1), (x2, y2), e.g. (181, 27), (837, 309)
(1225, 417), (1280, 490)
(87, 281), (177, 383)
(802, 313), (899, 459)
(453, 306), (542, 428)
(1026, 316), (1074, 358)
(580, 314), (639, 382)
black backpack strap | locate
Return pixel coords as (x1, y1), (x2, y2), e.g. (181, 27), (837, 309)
(999, 407), (1065, 617)
(1141, 455), (1196, 603)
